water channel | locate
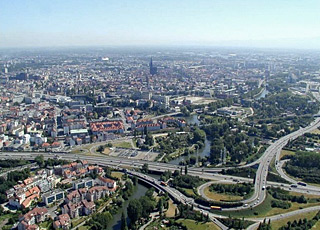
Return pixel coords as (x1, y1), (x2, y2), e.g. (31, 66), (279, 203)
(110, 183), (148, 230)
(169, 114), (211, 165)
(110, 89), (269, 228)
(110, 173), (161, 230)
(255, 87), (269, 100)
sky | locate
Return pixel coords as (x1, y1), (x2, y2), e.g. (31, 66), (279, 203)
(1, 0), (320, 49)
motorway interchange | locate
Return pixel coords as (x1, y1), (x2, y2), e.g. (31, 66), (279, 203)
(3, 117), (320, 229)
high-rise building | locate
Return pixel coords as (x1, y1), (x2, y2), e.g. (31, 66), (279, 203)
(149, 58), (157, 75)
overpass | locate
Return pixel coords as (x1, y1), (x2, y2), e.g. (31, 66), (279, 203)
(126, 170), (228, 230)
(3, 116), (320, 213)
(0, 163), (38, 180)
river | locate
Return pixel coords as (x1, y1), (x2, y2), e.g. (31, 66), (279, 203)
(168, 88), (268, 166)
(109, 183), (148, 230)
(255, 87), (269, 100)
(109, 173), (161, 230)
(169, 114), (211, 165)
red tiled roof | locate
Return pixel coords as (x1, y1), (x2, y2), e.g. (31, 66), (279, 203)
(90, 121), (124, 132)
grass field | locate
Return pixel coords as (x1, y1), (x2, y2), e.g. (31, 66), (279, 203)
(220, 193), (320, 218)
(271, 210), (318, 230)
(71, 144), (94, 154)
(280, 150), (295, 159)
(244, 145), (266, 163)
(269, 157), (278, 174)
(289, 191), (320, 199)
(310, 128), (320, 135)
(72, 217), (86, 228)
(102, 147), (111, 155)
(146, 218), (228, 230)
(111, 171), (124, 180)
(113, 141), (133, 149)
(203, 186), (243, 202)
(39, 221), (52, 229)
(0, 213), (15, 229)
(0, 214), (12, 223)
(176, 219), (220, 230)
(313, 220), (320, 229)
(182, 188), (197, 197)
(71, 143), (103, 155)
(77, 226), (89, 230)
(166, 199), (176, 218)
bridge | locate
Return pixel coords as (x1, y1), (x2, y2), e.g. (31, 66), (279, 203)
(126, 170), (229, 230)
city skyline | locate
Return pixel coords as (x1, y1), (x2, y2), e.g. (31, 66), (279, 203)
(1, 0), (320, 49)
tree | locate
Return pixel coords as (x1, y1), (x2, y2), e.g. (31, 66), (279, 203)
(97, 145), (104, 153)
(35, 155), (45, 167)
(184, 165), (188, 175)
(140, 196), (156, 218)
(88, 212), (112, 230)
(181, 106), (190, 117)
(193, 128), (205, 144)
(132, 176), (138, 186)
(127, 199), (142, 226)
(158, 198), (163, 216)
(121, 212), (128, 230)
(145, 133), (154, 146)
(142, 163), (149, 173)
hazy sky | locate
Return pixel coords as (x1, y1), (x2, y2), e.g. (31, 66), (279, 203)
(1, 0), (320, 49)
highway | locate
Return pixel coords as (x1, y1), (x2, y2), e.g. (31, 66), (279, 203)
(0, 162), (38, 179)
(234, 117), (320, 210)
(3, 117), (320, 214)
(126, 170), (229, 230)
(246, 205), (320, 230)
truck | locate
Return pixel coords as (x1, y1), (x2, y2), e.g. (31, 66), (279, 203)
(297, 182), (307, 186)
(161, 181), (168, 186)
(210, 206), (222, 211)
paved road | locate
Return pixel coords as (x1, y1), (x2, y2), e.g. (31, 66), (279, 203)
(3, 117), (320, 213)
(5, 149), (320, 202)
(227, 117), (320, 211)
(247, 205), (320, 230)
(275, 135), (320, 192)
(150, 112), (182, 120)
(0, 163), (38, 179)
(128, 171), (228, 230)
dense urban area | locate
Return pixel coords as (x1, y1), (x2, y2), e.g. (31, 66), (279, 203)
(1, 47), (320, 230)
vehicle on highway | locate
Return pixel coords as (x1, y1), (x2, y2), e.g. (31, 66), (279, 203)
(297, 182), (307, 186)
(290, 184), (298, 188)
(210, 206), (222, 211)
(161, 181), (168, 186)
